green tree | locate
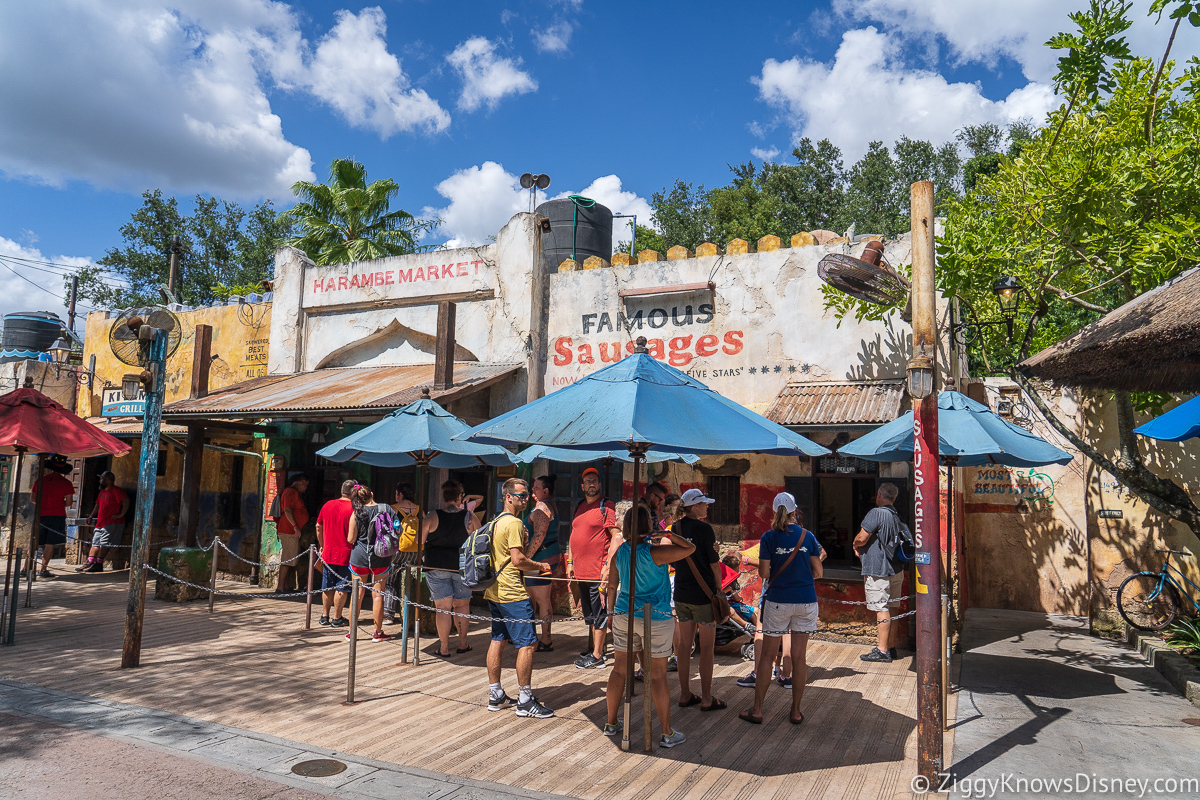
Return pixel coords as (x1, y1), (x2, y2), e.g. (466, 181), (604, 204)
(647, 180), (711, 251)
(285, 158), (437, 265)
(70, 190), (291, 308)
(839, 141), (905, 237)
(825, 1), (1200, 533)
(786, 138), (846, 232)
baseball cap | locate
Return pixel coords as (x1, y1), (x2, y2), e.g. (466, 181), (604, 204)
(680, 488), (715, 507)
(773, 492), (798, 514)
(581, 467), (600, 479)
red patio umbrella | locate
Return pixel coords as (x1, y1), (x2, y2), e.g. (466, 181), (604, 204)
(0, 387), (132, 457)
(1, 385), (131, 638)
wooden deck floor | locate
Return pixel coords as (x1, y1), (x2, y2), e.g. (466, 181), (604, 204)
(1, 566), (949, 799)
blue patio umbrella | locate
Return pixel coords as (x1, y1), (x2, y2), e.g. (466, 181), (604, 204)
(317, 389), (515, 469)
(516, 444), (700, 465)
(317, 388), (513, 665)
(838, 390), (1073, 467)
(1135, 395), (1200, 442)
(457, 338), (827, 753)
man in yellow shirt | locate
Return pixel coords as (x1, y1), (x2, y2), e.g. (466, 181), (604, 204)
(485, 478), (554, 719)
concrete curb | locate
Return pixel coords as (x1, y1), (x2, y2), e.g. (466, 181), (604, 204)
(1126, 629), (1200, 708)
(0, 679), (579, 800)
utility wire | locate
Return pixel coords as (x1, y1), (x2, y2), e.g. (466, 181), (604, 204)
(0, 258), (103, 312)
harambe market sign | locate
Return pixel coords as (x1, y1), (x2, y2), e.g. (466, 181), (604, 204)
(302, 257), (491, 310)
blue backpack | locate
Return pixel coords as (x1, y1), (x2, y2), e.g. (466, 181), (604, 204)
(459, 512), (515, 591)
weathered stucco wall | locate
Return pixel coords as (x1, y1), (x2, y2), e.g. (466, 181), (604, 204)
(268, 214), (538, 376)
(962, 379), (1200, 627)
(545, 237), (915, 411)
(79, 301), (272, 415)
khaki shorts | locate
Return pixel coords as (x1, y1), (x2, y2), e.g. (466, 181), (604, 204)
(278, 533), (301, 562)
(675, 601), (715, 624)
(864, 573), (906, 612)
(611, 615), (675, 658)
(762, 601), (819, 634)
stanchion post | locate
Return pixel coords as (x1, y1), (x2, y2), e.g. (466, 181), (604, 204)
(304, 545), (315, 630)
(346, 575), (361, 704)
(5, 547), (22, 645)
(208, 539), (218, 613)
(643, 602), (653, 753)
(400, 566), (410, 663)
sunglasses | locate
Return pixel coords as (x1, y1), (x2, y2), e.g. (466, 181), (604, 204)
(507, 492), (530, 499)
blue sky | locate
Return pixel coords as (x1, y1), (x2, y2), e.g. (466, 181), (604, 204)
(0, 1), (1191, 321)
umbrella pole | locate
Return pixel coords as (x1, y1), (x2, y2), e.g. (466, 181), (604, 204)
(413, 454), (431, 666)
(1, 448), (26, 642)
(622, 445), (647, 752)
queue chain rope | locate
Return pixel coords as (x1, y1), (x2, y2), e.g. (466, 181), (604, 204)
(139, 562), (918, 631)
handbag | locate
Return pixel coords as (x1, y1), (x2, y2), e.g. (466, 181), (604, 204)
(683, 552), (731, 625)
(761, 529), (805, 605)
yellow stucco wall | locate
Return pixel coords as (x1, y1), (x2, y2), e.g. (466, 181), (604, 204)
(77, 302), (272, 415)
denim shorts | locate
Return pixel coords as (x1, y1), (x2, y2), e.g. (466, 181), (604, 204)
(321, 563), (352, 593)
(489, 599), (538, 649)
(426, 570), (472, 601)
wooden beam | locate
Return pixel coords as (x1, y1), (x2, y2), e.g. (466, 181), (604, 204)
(176, 426), (204, 548)
(434, 301), (456, 390)
(190, 324), (213, 399)
(618, 281), (714, 299)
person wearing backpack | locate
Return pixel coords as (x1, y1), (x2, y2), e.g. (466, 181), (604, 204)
(852, 481), (911, 663)
(421, 480), (481, 657)
(483, 478), (555, 719)
(739, 493), (823, 726)
(347, 484), (395, 643)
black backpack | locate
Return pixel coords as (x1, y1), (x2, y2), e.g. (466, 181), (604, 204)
(881, 506), (915, 565)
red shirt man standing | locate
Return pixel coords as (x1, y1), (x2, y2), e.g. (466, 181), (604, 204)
(567, 467), (621, 670)
(274, 473), (310, 593)
(30, 454), (75, 578)
(315, 479), (355, 627)
(76, 471), (129, 573)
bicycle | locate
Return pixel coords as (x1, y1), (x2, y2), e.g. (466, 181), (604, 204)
(1116, 549), (1200, 631)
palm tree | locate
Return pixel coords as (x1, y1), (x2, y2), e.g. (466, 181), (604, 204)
(285, 158), (438, 265)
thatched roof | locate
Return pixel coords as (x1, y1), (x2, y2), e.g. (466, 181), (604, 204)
(1019, 266), (1200, 392)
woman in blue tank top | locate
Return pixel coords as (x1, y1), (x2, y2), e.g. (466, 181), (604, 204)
(603, 506), (696, 749)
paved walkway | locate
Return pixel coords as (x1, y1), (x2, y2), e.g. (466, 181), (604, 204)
(949, 609), (1200, 798)
(0, 681), (565, 800)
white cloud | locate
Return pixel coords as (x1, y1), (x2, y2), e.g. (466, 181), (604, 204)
(751, 146), (781, 161)
(305, 8), (450, 136)
(426, 162), (527, 248)
(425, 164), (653, 250)
(447, 37), (538, 112)
(755, 27), (1056, 162)
(0, 236), (97, 323)
(0, 2), (450, 199)
(834, 0), (1200, 84)
(532, 21), (575, 54)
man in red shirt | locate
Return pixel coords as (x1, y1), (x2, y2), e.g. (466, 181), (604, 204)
(77, 471), (129, 573)
(315, 479), (355, 627)
(567, 467), (621, 670)
(30, 454), (75, 578)
(274, 473), (310, 592)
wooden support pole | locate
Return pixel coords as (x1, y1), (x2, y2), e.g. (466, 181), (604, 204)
(25, 457), (44, 606)
(208, 538), (218, 613)
(121, 327), (168, 669)
(910, 180), (944, 779)
(178, 324), (212, 548)
(1, 449), (27, 643)
(5, 548), (21, 645)
(400, 567), (410, 662)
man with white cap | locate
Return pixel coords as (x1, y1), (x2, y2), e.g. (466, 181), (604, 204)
(671, 488), (726, 712)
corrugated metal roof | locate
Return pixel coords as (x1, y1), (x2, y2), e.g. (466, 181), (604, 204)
(765, 381), (905, 426)
(161, 362), (522, 419)
(84, 417), (189, 436)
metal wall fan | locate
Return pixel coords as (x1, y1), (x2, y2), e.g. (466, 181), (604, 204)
(108, 306), (183, 366)
(818, 241), (911, 308)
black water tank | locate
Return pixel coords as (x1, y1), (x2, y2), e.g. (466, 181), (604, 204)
(536, 197), (613, 273)
(1, 311), (63, 364)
